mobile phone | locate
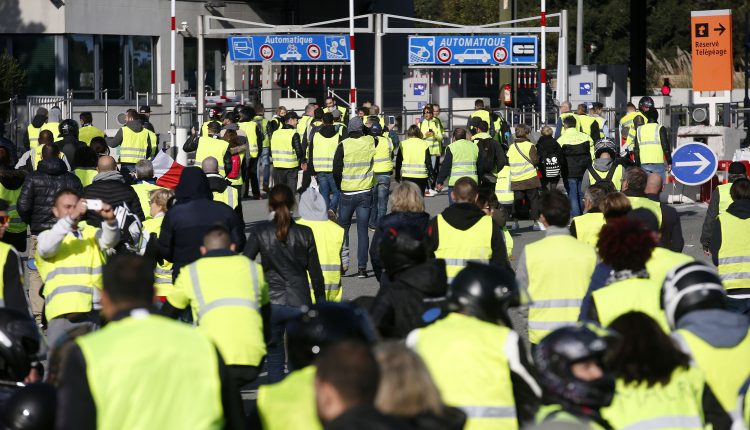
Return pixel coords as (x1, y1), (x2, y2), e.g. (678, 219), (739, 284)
(85, 199), (103, 211)
(387, 115), (396, 126)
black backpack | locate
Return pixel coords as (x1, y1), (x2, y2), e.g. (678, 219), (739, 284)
(587, 164), (617, 187)
(476, 137), (502, 178)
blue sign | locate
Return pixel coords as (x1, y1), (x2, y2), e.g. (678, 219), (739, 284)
(413, 83), (426, 96)
(579, 82), (593, 95)
(228, 35), (349, 62)
(670, 142), (718, 186)
(407, 35), (537, 66)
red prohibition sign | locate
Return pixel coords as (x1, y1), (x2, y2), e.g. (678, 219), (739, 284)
(307, 44), (321, 59)
(437, 47), (452, 63)
(493, 47), (508, 63)
(260, 44), (274, 59)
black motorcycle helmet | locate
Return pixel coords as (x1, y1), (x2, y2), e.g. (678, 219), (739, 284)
(593, 138), (618, 159)
(0, 383), (56, 430)
(662, 261), (726, 330)
(638, 96), (654, 111)
(379, 225), (429, 277)
(534, 324), (616, 409)
(286, 302), (377, 371)
(0, 309), (42, 382)
(58, 119), (79, 138)
(447, 262), (522, 327)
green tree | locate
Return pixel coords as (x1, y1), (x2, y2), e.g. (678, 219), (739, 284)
(0, 51), (24, 121)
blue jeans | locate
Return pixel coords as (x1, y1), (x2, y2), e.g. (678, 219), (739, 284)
(259, 147), (271, 186)
(317, 172), (340, 212)
(368, 174), (390, 228)
(642, 163), (666, 183)
(268, 304), (303, 382)
(564, 177), (584, 217)
(338, 190), (372, 269)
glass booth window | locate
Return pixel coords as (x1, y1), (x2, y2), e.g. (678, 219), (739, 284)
(68, 35), (95, 99)
(130, 36), (153, 96)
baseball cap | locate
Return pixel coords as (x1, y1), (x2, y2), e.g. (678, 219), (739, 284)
(139, 105), (151, 114)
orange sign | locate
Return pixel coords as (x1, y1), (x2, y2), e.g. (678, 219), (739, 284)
(690, 9), (733, 91)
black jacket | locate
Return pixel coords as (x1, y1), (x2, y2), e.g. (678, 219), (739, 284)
(59, 136), (86, 170)
(17, 158), (83, 235)
(369, 259), (448, 340)
(207, 174), (244, 225)
(82, 172), (145, 226)
(325, 406), (415, 430)
(404, 409), (467, 430)
(647, 193), (684, 252)
(536, 135), (563, 178)
(244, 220), (325, 306)
(560, 139), (591, 179)
(370, 211), (431, 282)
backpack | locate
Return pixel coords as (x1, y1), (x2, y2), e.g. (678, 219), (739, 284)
(112, 203), (143, 255)
(476, 137), (502, 179)
(587, 164), (617, 187)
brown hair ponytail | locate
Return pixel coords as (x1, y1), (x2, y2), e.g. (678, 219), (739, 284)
(268, 184), (295, 242)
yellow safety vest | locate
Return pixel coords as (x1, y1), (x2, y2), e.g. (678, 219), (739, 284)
(738, 378), (750, 429)
(120, 127), (150, 164)
(0, 184), (26, 234)
(297, 219), (344, 302)
(577, 115), (597, 137)
(340, 136), (375, 192)
(559, 112), (579, 131)
(0, 243), (11, 306)
(495, 166), (514, 205)
(676, 328), (750, 413)
(572, 212), (605, 248)
(32, 144), (66, 170)
(195, 136), (229, 173)
(213, 186), (239, 209)
(271, 128), (299, 169)
(507, 140), (537, 182)
(296, 115), (313, 141)
(619, 111), (647, 138)
(35, 225), (105, 320)
(558, 128), (595, 160)
(142, 216), (173, 297)
(79, 125), (105, 145)
(373, 136), (394, 174)
(470, 110), (491, 127)
(592, 277), (669, 330)
(400, 137), (430, 179)
(411, 313), (519, 430)
(311, 133), (339, 173)
(170, 255), (268, 367)
(434, 215), (492, 283)
(636, 123), (664, 164)
(716, 183), (733, 217)
(419, 118), (442, 155)
(627, 196), (662, 227)
(257, 366), (321, 430)
(587, 164), (623, 191)
(647, 247), (694, 286)
(503, 228), (514, 260)
(447, 139), (478, 186)
(239, 121), (260, 158)
(253, 116), (271, 148)
(718, 213), (750, 291)
(27, 125), (41, 151)
(132, 182), (162, 220)
(602, 366), (706, 430)
(42, 122), (61, 142)
(536, 405), (608, 430)
(77, 313), (224, 430)
(74, 168), (98, 188)
(526, 234), (597, 344)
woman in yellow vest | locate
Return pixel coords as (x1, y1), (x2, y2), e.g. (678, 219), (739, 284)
(570, 184), (609, 249)
(603, 311), (720, 429)
(140, 188), (175, 303)
(396, 125), (432, 194)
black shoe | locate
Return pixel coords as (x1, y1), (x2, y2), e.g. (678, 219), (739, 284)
(357, 268), (367, 278)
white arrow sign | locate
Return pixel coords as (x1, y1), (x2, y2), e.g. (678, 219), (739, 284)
(675, 151), (711, 175)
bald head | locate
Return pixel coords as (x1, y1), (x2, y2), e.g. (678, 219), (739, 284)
(97, 155), (117, 172)
(201, 156), (219, 174)
(645, 173), (663, 195)
(451, 177), (479, 203)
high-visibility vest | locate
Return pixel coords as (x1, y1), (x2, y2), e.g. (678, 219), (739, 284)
(213, 186), (239, 209)
(270, 128), (300, 169)
(373, 136), (394, 174)
(558, 128), (595, 160)
(636, 123), (665, 164)
(0, 184), (26, 234)
(79, 125), (105, 145)
(0, 243), (12, 306)
(74, 168), (97, 188)
(201, 121), (213, 137)
(120, 127), (150, 163)
(559, 112), (579, 131)
(627, 196), (662, 227)
(35, 225), (105, 320)
(42, 122), (61, 142)
(434, 215), (492, 283)
(592, 116), (605, 139)
(132, 182), (162, 220)
(470, 110), (491, 128)
(507, 140), (537, 182)
(311, 133), (339, 173)
(592, 277), (669, 330)
(587, 164), (623, 191)
(503, 228), (514, 260)
(296, 115), (313, 141)
(257, 366), (321, 430)
(239, 121), (260, 158)
(419, 118), (442, 155)
(471, 132), (492, 142)
(410, 312), (519, 430)
(738, 377), (750, 429)
(142, 216), (173, 296)
(675, 328), (750, 413)
(536, 405), (608, 430)
(336, 105), (347, 119)
(718, 212), (750, 291)
(194, 136), (229, 173)
(32, 144), (66, 170)
(717, 183), (733, 216)
(447, 139), (478, 186)
(297, 219), (344, 302)
(577, 115), (597, 137)
(400, 137), (430, 179)
(253, 116), (270, 148)
(171, 255), (268, 367)
(340, 136), (375, 192)
(602, 366), (706, 430)
(620, 111), (647, 138)
(572, 212), (605, 248)
(77, 313), (224, 430)
(495, 166), (513, 205)
(27, 125), (42, 150)
(526, 234), (597, 344)
(646, 247), (693, 286)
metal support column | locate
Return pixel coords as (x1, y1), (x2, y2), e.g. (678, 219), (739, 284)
(557, 9), (569, 103)
(374, 13), (383, 108)
(575, 0), (583, 65)
(197, 15), (205, 127)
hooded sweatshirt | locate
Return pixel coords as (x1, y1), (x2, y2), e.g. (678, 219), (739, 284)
(298, 187), (328, 221)
(581, 157), (617, 194)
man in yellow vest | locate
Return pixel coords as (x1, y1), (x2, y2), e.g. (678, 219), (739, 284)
(201, 107), (223, 137)
(324, 96), (348, 120)
(23, 107), (48, 154)
(629, 115), (672, 182)
(298, 188), (344, 301)
(108, 109), (155, 178)
(622, 167), (662, 227)
(581, 138), (623, 194)
(271, 111), (303, 194)
(332, 117), (375, 278)
(78, 111), (105, 145)
(554, 101), (578, 139)
(427, 177), (510, 283)
(0, 200), (27, 313)
(131, 160), (162, 221)
(663, 261), (750, 426)
(367, 121), (393, 229)
(407, 263), (542, 430)
(254, 302), (376, 430)
(436, 128), (479, 205)
(239, 107), (264, 199)
(516, 190), (597, 345)
(467, 99), (491, 131)
(36, 189), (120, 346)
(701, 161), (747, 256)
(55, 254), (246, 429)
(297, 104), (315, 144)
(558, 115), (595, 217)
(419, 105), (443, 194)
(308, 112), (343, 219)
(187, 121), (231, 174)
(202, 156), (243, 225)
(618, 102), (647, 147)
(709, 178), (750, 315)
(569, 183), (609, 248)
(396, 125), (432, 194)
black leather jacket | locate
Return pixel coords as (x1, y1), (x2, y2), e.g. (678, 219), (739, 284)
(244, 220), (325, 306)
(17, 158), (83, 235)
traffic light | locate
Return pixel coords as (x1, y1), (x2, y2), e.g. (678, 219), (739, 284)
(661, 78), (671, 96)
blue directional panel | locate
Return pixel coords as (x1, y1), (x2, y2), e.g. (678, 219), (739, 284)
(670, 142), (718, 186)
(407, 35), (538, 66)
(228, 35), (350, 62)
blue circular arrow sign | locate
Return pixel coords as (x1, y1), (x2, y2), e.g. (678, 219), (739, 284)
(670, 142), (718, 186)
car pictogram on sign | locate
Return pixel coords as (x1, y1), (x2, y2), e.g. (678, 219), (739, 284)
(437, 47), (452, 63)
(493, 47), (508, 62)
(307, 44), (321, 59)
(260, 44), (274, 59)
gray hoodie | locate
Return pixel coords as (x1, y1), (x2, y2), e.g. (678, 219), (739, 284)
(676, 309), (750, 348)
(581, 158), (621, 194)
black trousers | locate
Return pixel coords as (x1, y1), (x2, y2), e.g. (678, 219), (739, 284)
(2, 231), (26, 252)
(242, 157), (260, 197)
(403, 177), (428, 194)
(513, 188), (541, 220)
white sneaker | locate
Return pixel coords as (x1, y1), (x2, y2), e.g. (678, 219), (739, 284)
(424, 189), (438, 197)
(510, 221), (520, 230)
(533, 222), (546, 231)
